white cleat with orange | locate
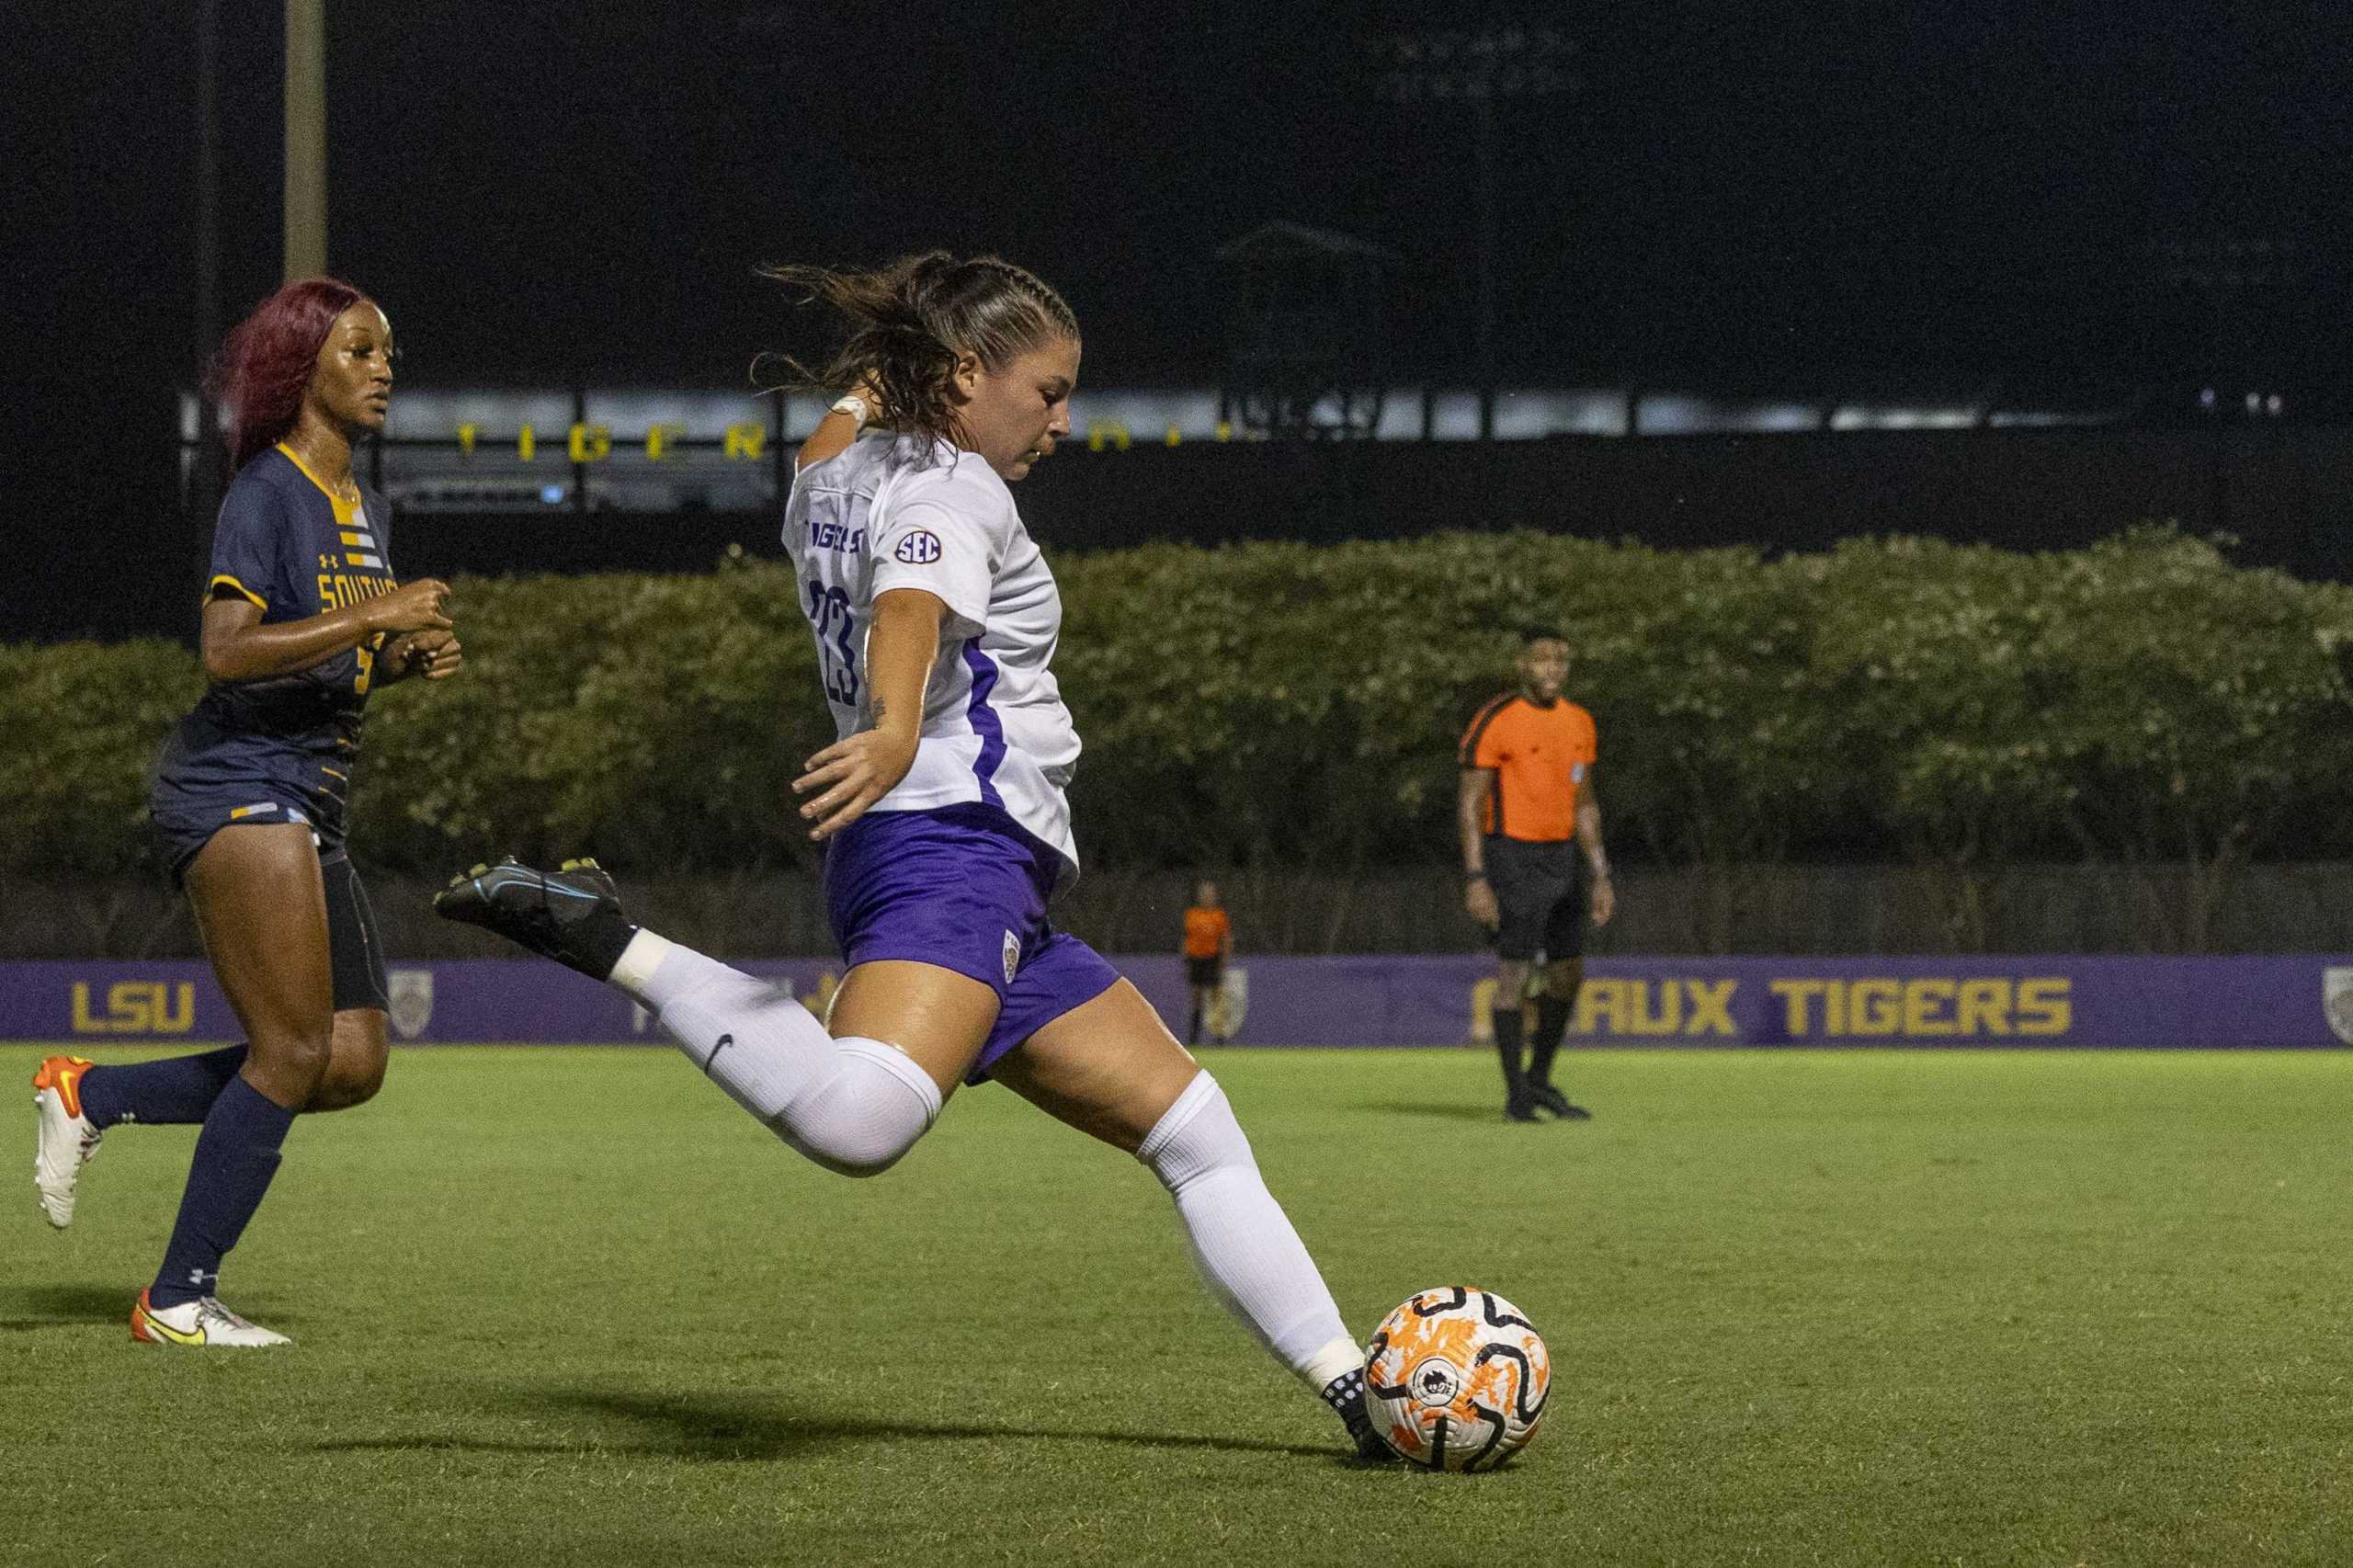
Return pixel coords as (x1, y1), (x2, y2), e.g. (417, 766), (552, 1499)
(131, 1289), (291, 1347)
(31, 1055), (102, 1229)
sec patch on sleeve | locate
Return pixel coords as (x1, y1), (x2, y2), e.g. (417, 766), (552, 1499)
(894, 530), (943, 564)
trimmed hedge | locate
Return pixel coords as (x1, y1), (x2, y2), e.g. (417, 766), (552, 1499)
(5, 529), (2349, 881)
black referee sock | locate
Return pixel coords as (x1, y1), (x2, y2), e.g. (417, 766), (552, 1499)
(1491, 1006), (1527, 1096)
(1529, 995), (1570, 1088)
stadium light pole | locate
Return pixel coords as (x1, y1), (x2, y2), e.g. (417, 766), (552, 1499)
(189, 0), (225, 604)
(1369, 24), (1576, 440)
(284, 0), (326, 280)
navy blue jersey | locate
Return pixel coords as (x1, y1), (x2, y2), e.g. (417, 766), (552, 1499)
(151, 444), (399, 852)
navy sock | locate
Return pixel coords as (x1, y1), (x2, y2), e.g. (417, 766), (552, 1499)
(78, 1045), (249, 1130)
(150, 1076), (296, 1310)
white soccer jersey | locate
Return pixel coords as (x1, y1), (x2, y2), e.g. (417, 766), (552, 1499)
(782, 431), (1082, 874)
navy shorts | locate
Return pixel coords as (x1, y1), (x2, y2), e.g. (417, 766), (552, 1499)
(152, 790), (322, 885)
(150, 795), (387, 1015)
(824, 803), (1120, 1085)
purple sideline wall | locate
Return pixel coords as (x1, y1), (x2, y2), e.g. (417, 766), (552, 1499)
(6, 956), (2351, 1049)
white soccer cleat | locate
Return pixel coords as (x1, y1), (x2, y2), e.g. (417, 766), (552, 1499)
(131, 1289), (292, 1347)
(31, 1055), (102, 1229)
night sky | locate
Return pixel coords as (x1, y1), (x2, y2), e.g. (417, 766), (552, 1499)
(10, 1), (2349, 633)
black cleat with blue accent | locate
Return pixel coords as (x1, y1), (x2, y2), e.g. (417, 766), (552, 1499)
(434, 857), (636, 981)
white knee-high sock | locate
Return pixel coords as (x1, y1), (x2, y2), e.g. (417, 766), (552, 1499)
(611, 932), (939, 1177)
(1137, 1071), (1362, 1390)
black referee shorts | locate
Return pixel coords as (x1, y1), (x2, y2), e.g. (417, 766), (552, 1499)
(1483, 835), (1587, 963)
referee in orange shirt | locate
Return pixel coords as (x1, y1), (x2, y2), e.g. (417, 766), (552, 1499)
(1182, 879), (1234, 1045)
(1458, 629), (1616, 1121)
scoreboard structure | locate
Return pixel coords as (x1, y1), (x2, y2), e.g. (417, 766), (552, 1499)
(179, 385), (2109, 516)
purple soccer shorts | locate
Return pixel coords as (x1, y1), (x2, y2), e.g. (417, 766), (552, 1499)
(823, 802), (1120, 1083)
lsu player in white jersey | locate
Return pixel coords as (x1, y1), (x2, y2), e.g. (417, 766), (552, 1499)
(438, 251), (1391, 1460)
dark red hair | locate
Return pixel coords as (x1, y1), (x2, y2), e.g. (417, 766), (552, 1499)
(205, 277), (374, 470)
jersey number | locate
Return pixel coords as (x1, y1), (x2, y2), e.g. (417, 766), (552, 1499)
(805, 578), (860, 705)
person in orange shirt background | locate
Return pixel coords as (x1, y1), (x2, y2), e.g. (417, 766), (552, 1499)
(1182, 880), (1235, 1045)
(1458, 629), (1616, 1121)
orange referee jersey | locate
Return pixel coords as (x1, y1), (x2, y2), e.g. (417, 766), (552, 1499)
(1459, 693), (1597, 842)
(1184, 906), (1231, 959)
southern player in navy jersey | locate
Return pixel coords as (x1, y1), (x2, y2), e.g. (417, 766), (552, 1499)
(438, 252), (1392, 1459)
(32, 278), (460, 1346)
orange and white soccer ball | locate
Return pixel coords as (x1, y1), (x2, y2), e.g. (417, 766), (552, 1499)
(1364, 1287), (1550, 1471)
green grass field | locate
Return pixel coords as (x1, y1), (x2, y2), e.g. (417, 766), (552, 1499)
(6, 1045), (2350, 1567)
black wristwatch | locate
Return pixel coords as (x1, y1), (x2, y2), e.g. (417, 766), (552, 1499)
(1465, 872), (1488, 883)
